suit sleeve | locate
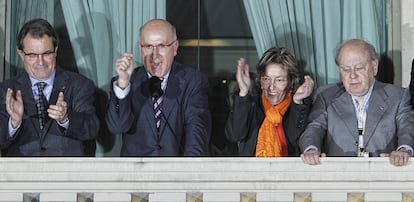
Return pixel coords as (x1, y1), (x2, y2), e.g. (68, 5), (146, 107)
(0, 83), (13, 148)
(396, 88), (414, 148)
(105, 77), (136, 134)
(299, 88), (328, 152)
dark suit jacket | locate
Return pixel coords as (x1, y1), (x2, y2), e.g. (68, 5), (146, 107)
(0, 67), (99, 156)
(299, 81), (414, 156)
(106, 62), (211, 156)
(225, 93), (311, 156)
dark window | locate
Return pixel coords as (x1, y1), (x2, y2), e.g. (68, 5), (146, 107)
(167, 0), (258, 156)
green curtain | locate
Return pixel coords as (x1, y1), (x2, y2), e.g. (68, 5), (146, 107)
(243, 0), (385, 86)
(60, 0), (166, 90)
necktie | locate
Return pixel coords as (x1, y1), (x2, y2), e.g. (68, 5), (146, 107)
(356, 97), (368, 157)
(356, 97), (366, 133)
(36, 82), (48, 129)
(153, 96), (163, 129)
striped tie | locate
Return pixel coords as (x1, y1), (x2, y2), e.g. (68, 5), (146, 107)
(36, 82), (48, 129)
(153, 96), (163, 129)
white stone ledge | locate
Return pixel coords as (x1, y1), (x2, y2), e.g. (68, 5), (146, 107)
(0, 157), (413, 201)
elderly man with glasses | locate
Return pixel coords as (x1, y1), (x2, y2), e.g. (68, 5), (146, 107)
(300, 39), (414, 166)
(106, 19), (211, 157)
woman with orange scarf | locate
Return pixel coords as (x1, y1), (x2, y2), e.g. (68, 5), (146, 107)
(225, 47), (314, 157)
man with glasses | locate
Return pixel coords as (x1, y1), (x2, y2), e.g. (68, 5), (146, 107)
(106, 19), (211, 156)
(0, 18), (99, 156)
(300, 39), (414, 166)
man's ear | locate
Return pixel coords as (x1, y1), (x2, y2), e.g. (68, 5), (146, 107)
(17, 49), (25, 61)
(372, 59), (379, 76)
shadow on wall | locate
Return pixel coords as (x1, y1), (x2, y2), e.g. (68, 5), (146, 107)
(54, 11), (118, 156)
(377, 51), (397, 84)
(54, 24), (78, 74)
(73, 12), (119, 156)
(93, 85), (115, 155)
(275, 23), (315, 84)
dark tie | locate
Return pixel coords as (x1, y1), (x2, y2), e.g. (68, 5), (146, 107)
(153, 96), (163, 129)
(36, 82), (48, 129)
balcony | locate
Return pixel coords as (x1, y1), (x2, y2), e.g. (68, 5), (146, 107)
(0, 157), (413, 202)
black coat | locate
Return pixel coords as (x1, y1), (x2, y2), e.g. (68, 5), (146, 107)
(0, 68), (99, 156)
(225, 93), (311, 156)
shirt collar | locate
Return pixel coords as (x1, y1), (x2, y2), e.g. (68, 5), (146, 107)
(29, 70), (56, 87)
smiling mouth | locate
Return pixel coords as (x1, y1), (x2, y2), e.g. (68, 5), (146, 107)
(266, 91), (279, 95)
(150, 60), (161, 66)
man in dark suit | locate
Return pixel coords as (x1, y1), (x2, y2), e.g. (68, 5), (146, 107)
(0, 19), (99, 156)
(299, 39), (414, 166)
(106, 19), (211, 156)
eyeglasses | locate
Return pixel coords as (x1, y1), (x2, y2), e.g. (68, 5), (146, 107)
(339, 62), (369, 74)
(140, 40), (177, 53)
(261, 76), (288, 86)
(22, 50), (55, 61)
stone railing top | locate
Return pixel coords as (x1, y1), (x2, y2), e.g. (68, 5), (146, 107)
(0, 157), (413, 192)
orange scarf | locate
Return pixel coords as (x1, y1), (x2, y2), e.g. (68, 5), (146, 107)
(255, 92), (291, 157)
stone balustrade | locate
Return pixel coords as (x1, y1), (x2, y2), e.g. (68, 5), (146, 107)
(0, 157), (413, 202)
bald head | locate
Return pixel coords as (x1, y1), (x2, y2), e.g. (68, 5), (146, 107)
(335, 39), (378, 66)
(139, 19), (177, 42)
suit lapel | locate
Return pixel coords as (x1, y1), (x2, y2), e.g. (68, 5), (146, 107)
(331, 91), (359, 141)
(364, 83), (388, 146)
(49, 69), (68, 105)
(132, 69), (160, 135)
(160, 63), (182, 138)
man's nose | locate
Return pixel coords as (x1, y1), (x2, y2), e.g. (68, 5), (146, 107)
(36, 55), (46, 64)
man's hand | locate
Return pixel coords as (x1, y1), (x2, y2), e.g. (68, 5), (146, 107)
(6, 88), (24, 128)
(48, 92), (68, 123)
(300, 149), (326, 165)
(380, 149), (411, 166)
(115, 52), (134, 89)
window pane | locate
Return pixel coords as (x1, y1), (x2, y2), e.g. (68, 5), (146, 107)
(167, 0), (258, 155)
